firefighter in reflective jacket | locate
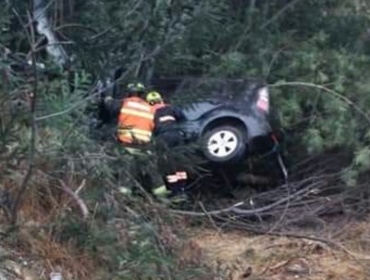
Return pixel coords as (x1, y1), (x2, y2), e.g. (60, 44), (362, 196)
(146, 91), (188, 196)
(117, 83), (155, 145)
(105, 83), (165, 196)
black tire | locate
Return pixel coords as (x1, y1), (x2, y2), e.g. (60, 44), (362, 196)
(202, 125), (247, 163)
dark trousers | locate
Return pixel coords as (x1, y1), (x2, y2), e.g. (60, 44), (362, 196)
(156, 130), (183, 147)
(155, 130), (187, 194)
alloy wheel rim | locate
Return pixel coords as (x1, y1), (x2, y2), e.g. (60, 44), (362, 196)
(208, 130), (238, 158)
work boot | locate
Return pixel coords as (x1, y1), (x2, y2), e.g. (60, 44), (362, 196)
(152, 185), (171, 197)
(167, 184), (187, 204)
(153, 185), (188, 206)
(118, 186), (132, 195)
(169, 193), (187, 203)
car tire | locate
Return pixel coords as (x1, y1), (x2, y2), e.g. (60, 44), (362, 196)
(202, 125), (247, 163)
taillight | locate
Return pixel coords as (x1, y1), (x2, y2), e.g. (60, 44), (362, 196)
(256, 87), (269, 113)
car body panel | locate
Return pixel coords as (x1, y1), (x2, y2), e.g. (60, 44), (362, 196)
(150, 78), (276, 156)
(95, 74), (279, 161)
(177, 100), (272, 145)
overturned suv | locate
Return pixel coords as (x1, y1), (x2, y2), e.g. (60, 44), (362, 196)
(153, 78), (285, 169)
(96, 75), (287, 180)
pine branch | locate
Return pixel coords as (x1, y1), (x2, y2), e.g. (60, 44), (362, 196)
(270, 81), (370, 125)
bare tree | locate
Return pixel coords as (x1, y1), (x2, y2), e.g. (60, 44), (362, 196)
(33, 0), (69, 67)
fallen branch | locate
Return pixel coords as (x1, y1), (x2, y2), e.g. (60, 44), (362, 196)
(59, 179), (89, 220)
(171, 177), (330, 217)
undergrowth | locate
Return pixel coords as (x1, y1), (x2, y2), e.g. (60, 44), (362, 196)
(0, 68), (212, 279)
(2, 168), (213, 280)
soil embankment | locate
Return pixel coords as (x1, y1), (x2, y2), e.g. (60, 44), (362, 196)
(187, 220), (370, 280)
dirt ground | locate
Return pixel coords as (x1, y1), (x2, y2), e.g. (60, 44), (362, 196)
(185, 220), (370, 280)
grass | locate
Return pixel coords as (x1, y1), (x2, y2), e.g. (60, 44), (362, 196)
(188, 227), (369, 280)
(0, 172), (216, 280)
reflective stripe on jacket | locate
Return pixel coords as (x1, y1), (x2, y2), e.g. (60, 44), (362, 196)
(118, 97), (155, 144)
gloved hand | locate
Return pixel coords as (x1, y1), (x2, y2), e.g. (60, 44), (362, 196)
(104, 96), (113, 103)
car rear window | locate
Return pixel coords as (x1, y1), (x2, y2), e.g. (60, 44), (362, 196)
(172, 78), (264, 104)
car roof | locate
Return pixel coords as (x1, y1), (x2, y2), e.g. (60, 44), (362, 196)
(150, 77), (266, 102)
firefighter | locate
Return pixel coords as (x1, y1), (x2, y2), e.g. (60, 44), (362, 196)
(105, 82), (163, 195)
(116, 82), (155, 145)
(146, 91), (188, 197)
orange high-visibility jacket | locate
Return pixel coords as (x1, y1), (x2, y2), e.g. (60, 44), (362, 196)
(117, 97), (155, 144)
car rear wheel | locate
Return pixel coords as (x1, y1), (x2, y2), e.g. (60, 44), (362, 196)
(202, 125), (247, 163)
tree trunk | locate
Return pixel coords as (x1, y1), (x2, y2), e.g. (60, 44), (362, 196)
(33, 0), (69, 68)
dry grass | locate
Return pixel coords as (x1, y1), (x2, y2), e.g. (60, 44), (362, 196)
(3, 177), (216, 280)
(5, 183), (370, 280)
(188, 227), (370, 280)
(10, 183), (370, 280)
(3, 177), (98, 280)
(14, 229), (95, 280)
(3, 162), (370, 280)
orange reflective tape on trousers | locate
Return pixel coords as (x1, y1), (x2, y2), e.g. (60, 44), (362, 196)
(176, 171), (188, 180)
(166, 174), (179, 183)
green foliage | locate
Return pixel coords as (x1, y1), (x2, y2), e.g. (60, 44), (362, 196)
(3, 0), (370, 277)
(54, 202), (211, 280)
(0, 59), (207, 278)
(354, 147), (370, 172)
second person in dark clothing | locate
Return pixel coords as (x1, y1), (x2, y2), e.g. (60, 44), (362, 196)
(146, 91), (188, 197)
(146, 91), (184, 147)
